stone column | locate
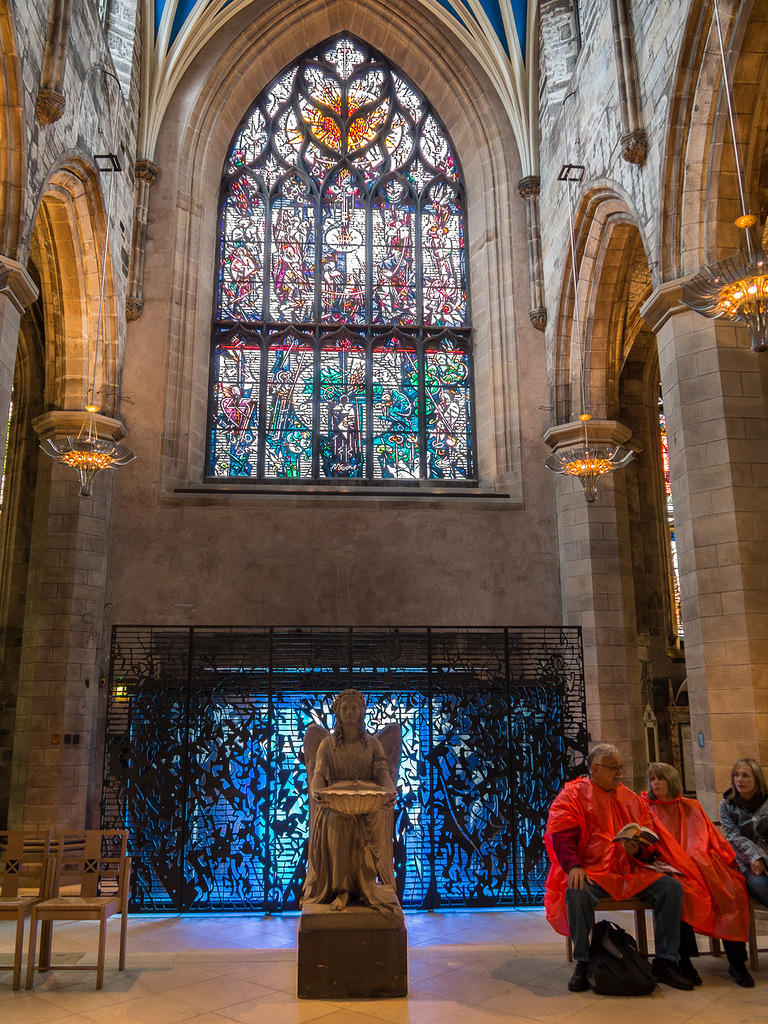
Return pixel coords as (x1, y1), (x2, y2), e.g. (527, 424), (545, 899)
(8, 411), (124, 828)
(608, 0), (647, 164)
(36, 0), (73, 124)
(0, 256), (38, 457)
(539, 0), (581, 108)
(642, 281), (768, 816)
(517, 176), (547, 331)
(126, 160), (159, 320)
(544, 417), (646, 786)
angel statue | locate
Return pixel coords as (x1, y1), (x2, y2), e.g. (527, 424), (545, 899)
(301, 688), (402, 916)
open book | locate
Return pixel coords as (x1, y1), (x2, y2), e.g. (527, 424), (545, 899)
(612, 822), (659, 845)
(612, 823), (682, 874)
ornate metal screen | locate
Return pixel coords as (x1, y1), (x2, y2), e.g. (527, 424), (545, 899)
(103, 626), (586, 911)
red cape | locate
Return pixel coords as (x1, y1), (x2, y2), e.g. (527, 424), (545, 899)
(544, 777), (712, 937)
(642, 792), (749, 941)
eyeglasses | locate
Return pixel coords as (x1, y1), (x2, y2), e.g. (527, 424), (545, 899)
(592, 763), (624, 774)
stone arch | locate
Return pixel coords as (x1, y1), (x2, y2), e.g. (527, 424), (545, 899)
(552, 184), (651, 424)
(0, 0), (24, 258)
(29, 158), (121, 416)
(143, 0), (530, 496)
(661, 0), (768, 277)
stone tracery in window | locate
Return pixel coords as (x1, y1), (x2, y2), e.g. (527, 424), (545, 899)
(208, 36), (474, 482)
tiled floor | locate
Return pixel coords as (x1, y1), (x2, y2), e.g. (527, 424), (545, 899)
(2, 910), (767, 1023)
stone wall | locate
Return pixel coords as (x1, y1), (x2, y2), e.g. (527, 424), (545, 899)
(106, 1), (564, 637)
(538, 0), (768, 806)
(0, 0), (140, 827)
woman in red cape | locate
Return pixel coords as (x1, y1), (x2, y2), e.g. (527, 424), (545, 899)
(545, 774), (711, 939)
(643, 762), (753, 987)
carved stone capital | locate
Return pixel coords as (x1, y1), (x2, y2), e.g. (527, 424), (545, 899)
(529, 307), (547, 331)
(0, 255), (39, 312)
(125, 296), (144, 321)
(640, 278), (687, 333)
(517, 175), (541, 200)
(32, 410), (127, 444)
(542, 418), (635, 453)
(135, 159), (159, 186)
(620, 129), (647, 165)
(36, 87), (65, 124)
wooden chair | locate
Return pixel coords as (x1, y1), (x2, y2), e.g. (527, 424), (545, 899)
(566, 898), (648, 961)
(0, 830), (52, 989)
(25, 829), (130, 990)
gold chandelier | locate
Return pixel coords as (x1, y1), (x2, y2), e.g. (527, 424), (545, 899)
(41, 68), (135, 496)
(681, 1), (767, 353)
(41, 424), (135, 498)
(545, 414), (635, 503)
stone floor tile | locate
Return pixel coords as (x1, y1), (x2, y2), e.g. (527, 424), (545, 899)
(2, 912), (766, 1024)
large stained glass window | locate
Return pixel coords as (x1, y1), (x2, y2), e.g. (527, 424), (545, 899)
(208, 36), (474, 483)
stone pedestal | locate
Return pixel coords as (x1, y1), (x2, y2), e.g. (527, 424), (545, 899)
(298, 903), (407, 999)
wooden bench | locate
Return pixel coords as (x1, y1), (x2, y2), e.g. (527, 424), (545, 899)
(708, 898), (768, 971)
(566, 898), (648, 961)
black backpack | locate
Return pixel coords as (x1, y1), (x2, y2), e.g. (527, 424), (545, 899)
(587, 920), (656, 996)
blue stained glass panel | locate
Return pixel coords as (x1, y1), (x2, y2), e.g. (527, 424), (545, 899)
(321, 172), (367, 324)
(264, 336), (314, 478)
(228, 110), (268, 173)
(184, 693), (270, 907)
(422, 184), (467, 326)
(209, 339), (260, 477)
(372, 338), (420, 479)
(425, 339), (472, 479)
(431, 689), (515, 903)
(319, 340), (366, 478)
(218, 177), (265, 320)
(269, 176), (315, 322)
(269, 693), (316, 907)
(372, 180), (416, 325)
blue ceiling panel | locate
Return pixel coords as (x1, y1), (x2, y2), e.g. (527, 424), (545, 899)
(479, 0), (511, 58)
(169, 0), (198, 47)
(435, 0), (470, 29)
(510, 0), (527, 62)
(152, 1), (529, 62)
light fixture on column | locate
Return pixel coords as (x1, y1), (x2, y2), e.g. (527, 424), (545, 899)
(545, 162), (634, 502)
(545, 413), (635, 503)
(40, 69), (135, 496)
(681, 0), (767, 353)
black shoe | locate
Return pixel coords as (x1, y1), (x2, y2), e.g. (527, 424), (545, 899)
(728, 963), (755, 988)
(652, 958), (695, 991)
(568, 960), (590, 992)
(680, 958), (702, 986)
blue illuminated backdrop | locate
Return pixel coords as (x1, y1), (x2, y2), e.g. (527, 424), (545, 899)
(103, 626), (586, 911)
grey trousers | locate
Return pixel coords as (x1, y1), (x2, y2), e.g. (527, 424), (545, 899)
(565, 875), (683, 962)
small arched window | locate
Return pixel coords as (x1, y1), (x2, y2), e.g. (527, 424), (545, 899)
(207, 35), (475, 483)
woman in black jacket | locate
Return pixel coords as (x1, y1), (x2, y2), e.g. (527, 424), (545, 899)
(720, 757), (768, 907)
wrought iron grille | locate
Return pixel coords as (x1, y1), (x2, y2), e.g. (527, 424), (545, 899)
(102, 626), (586, 912)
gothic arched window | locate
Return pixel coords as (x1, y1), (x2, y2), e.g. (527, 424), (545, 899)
(207, 36), (474, 482)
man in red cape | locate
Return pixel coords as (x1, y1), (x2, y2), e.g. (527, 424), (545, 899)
(545, 744), (710, 992)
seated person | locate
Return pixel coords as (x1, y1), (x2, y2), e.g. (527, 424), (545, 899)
(720, 757), (768, 910)
(643, 762), (753, 987)
(545, 743), (710, 992)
